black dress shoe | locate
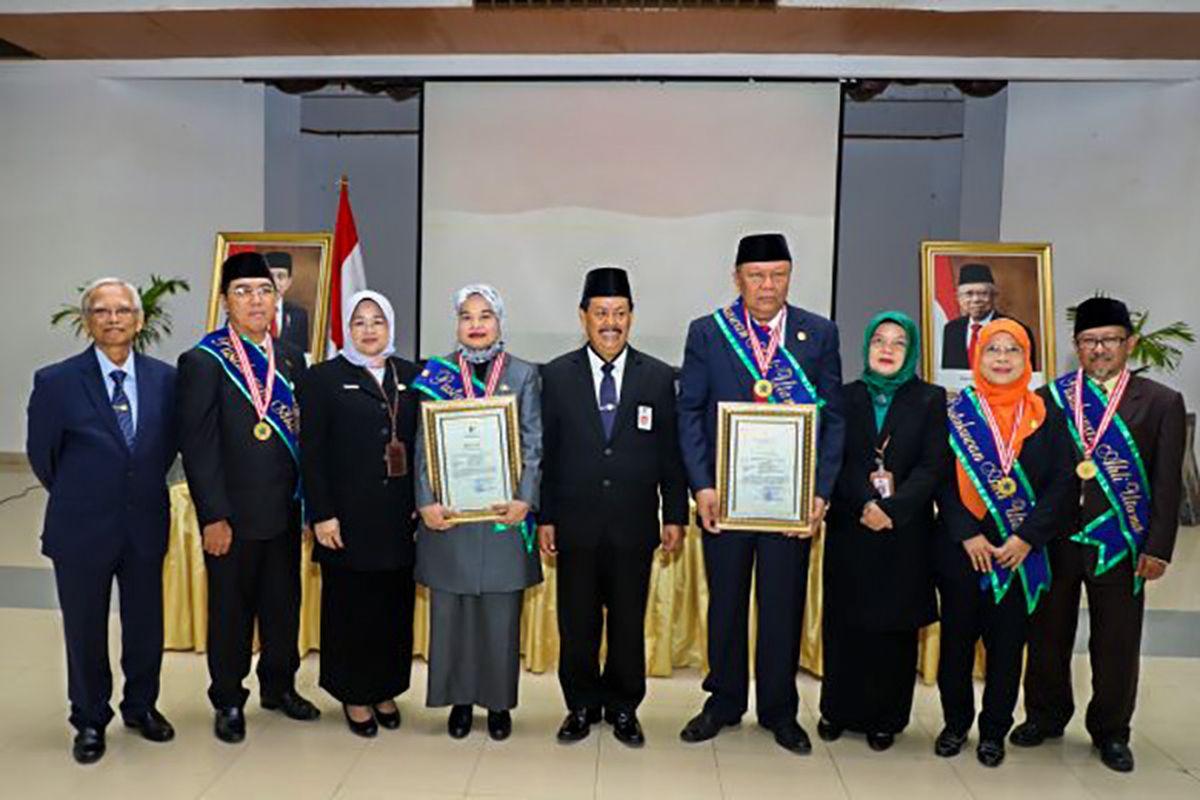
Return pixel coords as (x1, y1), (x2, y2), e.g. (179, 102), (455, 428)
(72, 727), (106, 765)
(261, 690), (321, 721)
(214, 707), (246, 744)
(373, 704), (401, 730)
(680, 711), (731, 743)
(1009, 720), (1063, 748)
(487, 710), (512, 741)
(867, 732), (895, 752)
(1097, 739), (1135, 773)
(817, 717), (843, 742)
(764, 719), (813, 755)
(123, 709), (175, 743)
(557, 709), (595, 743)
(448, 704), (473, 739)
(977, 738), (1006, 767)
(343, 705), (378, 738)
(609, 711), (646, 748)
(934, 727), (968, 757)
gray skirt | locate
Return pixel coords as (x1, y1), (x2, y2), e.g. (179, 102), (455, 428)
(426, 588), (523, 711)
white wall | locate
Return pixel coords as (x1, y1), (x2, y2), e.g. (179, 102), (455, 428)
(0, 75), (265, 452)
(1000, 80), (1200, 408)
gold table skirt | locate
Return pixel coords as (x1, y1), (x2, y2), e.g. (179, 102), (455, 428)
(165, 483), (946, 684)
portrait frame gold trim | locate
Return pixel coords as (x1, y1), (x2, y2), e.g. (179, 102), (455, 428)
(207, 231), (335, 362)
(420, 395), (523, 525)
(715, 401), (818, 534)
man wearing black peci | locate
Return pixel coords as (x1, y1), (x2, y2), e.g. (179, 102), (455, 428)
(538, 266), (689, 747)
(177, 252), (320, 744)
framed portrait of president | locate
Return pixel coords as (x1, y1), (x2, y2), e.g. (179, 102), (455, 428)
(207, 232), (335, 362)
(920, 241), (1056, 393)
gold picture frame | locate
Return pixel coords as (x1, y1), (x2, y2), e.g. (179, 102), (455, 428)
(715, 402), (818, 533)
(207, 232), (335, 361)
(920, 240), (1055, 392)
(421, 396), (523, 525)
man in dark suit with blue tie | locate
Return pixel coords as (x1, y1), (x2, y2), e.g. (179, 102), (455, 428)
(677, 233), (845, 753)
(27, 278), (178, 764)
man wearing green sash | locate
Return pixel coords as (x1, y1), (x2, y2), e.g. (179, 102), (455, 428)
(1011, 297), (1186, 773)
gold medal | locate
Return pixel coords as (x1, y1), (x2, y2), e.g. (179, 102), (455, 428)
(1076, 459), (1099, 481)
(753, 379), (774, 399)
(253, 421), (272, 441)
(994, 476), (1017, 499)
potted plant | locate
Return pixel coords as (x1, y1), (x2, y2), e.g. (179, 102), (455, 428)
(51, 275), (191, 353)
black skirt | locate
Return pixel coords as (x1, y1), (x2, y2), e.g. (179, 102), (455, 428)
(318, 564), (416, 705)
(820, 615), (919, 735)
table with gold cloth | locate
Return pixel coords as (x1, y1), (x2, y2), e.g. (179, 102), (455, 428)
(164, 483), (949, 684)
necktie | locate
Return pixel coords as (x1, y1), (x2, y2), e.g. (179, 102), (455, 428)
(599, 362), (617, 441)
(110, 369), (136, 448)
(968, 322), (982, 368)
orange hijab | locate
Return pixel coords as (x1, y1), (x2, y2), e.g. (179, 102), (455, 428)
(955, 319), (1047, 520)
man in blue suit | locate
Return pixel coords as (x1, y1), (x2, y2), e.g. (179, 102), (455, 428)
(27, 278), (178, 764)
(677, 233), (845, 754)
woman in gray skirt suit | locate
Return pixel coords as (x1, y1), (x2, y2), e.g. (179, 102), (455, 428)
(413, 283), (543, 741)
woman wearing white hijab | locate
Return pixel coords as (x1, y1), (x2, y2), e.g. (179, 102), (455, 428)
(413, 284), (544, 741)
(300, 290), (421, 738)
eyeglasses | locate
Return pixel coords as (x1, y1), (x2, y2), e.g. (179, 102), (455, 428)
(1076, 335), (1128, 351)
(228, 285), (276, 300)
(88, 307), (136, 320)
(957, 289), (995, 300)
(350, 316), (388, 330)
(869, 337), (908, 350)
(982, 344), (1024, 357)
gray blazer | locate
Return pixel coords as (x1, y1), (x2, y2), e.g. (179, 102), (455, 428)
(414, 352), (544, 595)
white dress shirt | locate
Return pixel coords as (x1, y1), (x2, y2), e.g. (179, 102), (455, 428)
(94, 347), (138, 429)
(587, 345), (628, 410)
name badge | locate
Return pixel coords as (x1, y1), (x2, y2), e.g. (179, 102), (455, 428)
(637, 405), (653, 431)
(342, 384), (361, 390)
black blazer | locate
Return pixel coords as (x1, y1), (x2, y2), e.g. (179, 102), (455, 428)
(300, 355), (420, 571)
(177, 336), (307, 540)
(939, 395), (1075, 550)
(941, 314), (1037, 371)
(540, 345), (689, 551)
(825, 379), (947, 631)
(280, 301), (309, 352)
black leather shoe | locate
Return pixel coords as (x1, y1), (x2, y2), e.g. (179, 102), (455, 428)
(343, 705), (378, 738)
(867, 732), (895, 752)
(817, 717), (843, 742)
(373, 703), (401, 730)
(977, 738), (1006, 767)
(557, 709), (595, 743)
(487, 710), (512, 741)
(1097, 739), (1135, 773)
(123, 709), (175, 743)
(680, 711), (732, 743)
(608, 711), (646, 748)
(764, 719), (813, 754)
(448, 705), (473, 739)
(261, 690), (321, 721)
(934, 727), (968, 757)
(214, 707), (246, 744)
(72, 727), (105, 765)
(1009, 720), (1063, 748)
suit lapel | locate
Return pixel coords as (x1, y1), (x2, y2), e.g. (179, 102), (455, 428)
(349, 359), (387, 401)
(571, 347), (607, 446)
(611, 348), (643, 442)
(77, 347), (130, 453)
(131, 353), (156, 453)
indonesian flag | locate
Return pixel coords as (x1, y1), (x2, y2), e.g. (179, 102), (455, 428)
(932, 253), (958, 343)
(329, 178), (368, 354)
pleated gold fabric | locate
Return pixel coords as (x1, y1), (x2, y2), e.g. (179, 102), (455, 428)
(163, 484), (953, 684)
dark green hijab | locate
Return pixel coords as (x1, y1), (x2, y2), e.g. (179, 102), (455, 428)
(861, 311), (920, 426)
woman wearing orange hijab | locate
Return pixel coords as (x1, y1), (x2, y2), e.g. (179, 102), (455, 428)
(934, 320), (1075, 767)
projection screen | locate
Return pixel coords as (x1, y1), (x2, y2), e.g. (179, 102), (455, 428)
(420, 81), (841, 365)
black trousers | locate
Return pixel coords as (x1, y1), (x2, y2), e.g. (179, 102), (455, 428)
(935, 536), (1029, 741)
(820, 617), (919, 735)
(556, 544), (653, 714)
(319, 565), (416, 705)
(204, 531), (301, 709)
(1023, 540), (1144, 744)
(702, 531), (810, 728)
(53, 546), (164, 731)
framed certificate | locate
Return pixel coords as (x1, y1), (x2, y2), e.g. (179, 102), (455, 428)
(421, 396), (522, 524)
(715, 402), (818, 533)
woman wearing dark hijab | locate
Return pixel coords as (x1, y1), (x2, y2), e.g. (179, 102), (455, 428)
(300, 290), (420, 737)
(934, 319), (1075, 767)
(819, 312), (947, 751)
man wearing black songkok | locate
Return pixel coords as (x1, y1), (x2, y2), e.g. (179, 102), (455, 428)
(941, 263), (1037, 370)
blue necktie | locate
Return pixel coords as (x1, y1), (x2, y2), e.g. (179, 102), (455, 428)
(110, 369), (135, 448)
(599, 362), (617, 441)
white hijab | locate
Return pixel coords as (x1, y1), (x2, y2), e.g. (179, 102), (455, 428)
(340, 290), (396, 368)
(454, 283), (506, 364)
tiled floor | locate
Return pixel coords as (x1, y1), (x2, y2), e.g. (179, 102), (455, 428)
(3, 464), (1200, 799)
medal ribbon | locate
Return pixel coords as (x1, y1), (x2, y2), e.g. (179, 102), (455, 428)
(711, 300), (824, 407)
(947, 388), (1052, 615)
(976, 395), (1024, 480)
(228, 330), (276, 425)
(1074, 367), (1130, 464)
(742, 306), (781, 403)
(458, 351), (507, 400)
